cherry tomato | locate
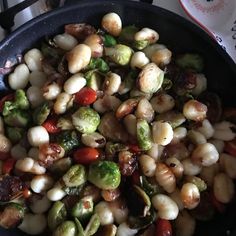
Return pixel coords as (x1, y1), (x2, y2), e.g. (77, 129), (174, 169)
(128, 144), (142, 154)
(0, 93), (14, 112)
(2, 158), (16, 174)
(73, 147), (99, 165)
(0, 151), (11, 161)
(74, 87), (97, 106)
(156, 218), (172, 236)
(131, 170), (141, 185)
(224, 138), (236, 157)
(42, 118), (61, 134)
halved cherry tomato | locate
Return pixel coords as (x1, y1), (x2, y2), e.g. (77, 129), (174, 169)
(156, 218), (172, 236)
(73, 147), (99, 165)
(0, 93), (14, 112)
(2, 158), (16, 174)
(224, 138), (236, 157)
(42, 118), (61, 134)
(74, 87), (97, 106)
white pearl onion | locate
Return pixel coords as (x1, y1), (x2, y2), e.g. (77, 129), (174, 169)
(150, 93), (175, 114)
(103, 72), (121, 95)
(15, 157), (34, 172)
(27, 86), (45, 108)
(63, 74), (86, 94)
(173, 127), (187, 143)
(123, 114), (137, 137)
(208, 139), (224, 154)
(102, 12), (122, 36)
(213, 121), (236, 141)
(30, 195), (51, 214)
(135, 98), (154, 123)
(134, 28), (159, 44)
(18, 213), (47, 235)
(130, 51), (149, 69)
(182, 158), (202, 176)
(8, 64), (29, 90)
(117, 223), (138, 236)
(152, 194), (179, 220)
(187, 130), (207, 145)
(143, 43), (166, 59)
(219, 153), (236, 179)
(27, 126), (49, 147)
(10, 144), (27, 160)
(30, 174), (54, 193)
(196, 119), (214, 139)
(151, 48), (172, 66)
(24, 48), (43, 71)
(139, 154), (156, 177)
(67, 44), (91, 74)
(54, 33), (78, 51)
(47, 187), (66, 201)
(54, 92), (73, 115)
(199, 163), (219, 187)
(29, 71), (47, 88)
(213, 173), (234, 203)
(0, 134), (12, 153)
(169, 189), (184, 211)
(43, 82), (62, 100)
(191, 73), (207, 96)
(152, 121), (173, 146)
(95, 201), (114, 225)
(180, 183), (200, 209)
(191, 143), (219, 166)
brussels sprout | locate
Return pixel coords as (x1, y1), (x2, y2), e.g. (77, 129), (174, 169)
(88, 161), (121, 190)
(105, 44), (133, 66)
(137, 63), (164, 94)
(53, 221), (77, 236)
(103, 34), (117, 47)
(71, 196), (93, 221)
(136, 119), (152, 151)
(6, 127), (24, 143)
(48, 201), (67, 231)
(0, 203), (25, 229)
(140, 176), (161, 197)
(86, 58), (109, 73)
(72, 107), (100, 134)
(133, 40), (149, 50)
(176, 53), (204, 72)
(63, 185), (84, 196)
(3, 90), (29, 116)
(185, 176), (207, 192)
(50, 157), (73, 176)
(105, 142), (128, 158)
(84, 213), (100, 236)
(118, 25), (139, 44)
(33, 102), (51, 125)
(56, 131), (79, 153)
(4, 109), (31, 128)
(155, 111), (186, 129)
(62, 164), (87, 187)
(74, 218), (85, 236)
(85, 70), (103, 91)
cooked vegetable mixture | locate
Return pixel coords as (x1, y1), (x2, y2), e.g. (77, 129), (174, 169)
(0, 12), (236, 236)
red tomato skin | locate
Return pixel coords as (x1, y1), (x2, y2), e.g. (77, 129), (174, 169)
(224, 139), (236, 157)
(156, 219), (172, 236)
(0, 94), (14, 112)
(73, 147), (99, 165)
(128, 144), (142, 154)
(74, 87), (97, 106)
(42, 118), (61, 134)
(2, 158), (16, 174)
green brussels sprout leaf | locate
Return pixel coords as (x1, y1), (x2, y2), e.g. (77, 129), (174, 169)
(136, 119), (152, 150)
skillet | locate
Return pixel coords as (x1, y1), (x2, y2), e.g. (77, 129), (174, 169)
(0, 0), (236, 235)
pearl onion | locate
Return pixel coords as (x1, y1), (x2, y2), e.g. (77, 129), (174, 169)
(27, 126), (49, 147)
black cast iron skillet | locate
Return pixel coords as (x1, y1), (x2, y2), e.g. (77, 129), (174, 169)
(0, 0), (236, 235)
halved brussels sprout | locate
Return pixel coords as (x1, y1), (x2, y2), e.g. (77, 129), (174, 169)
(62, 164), (87, 187)
(47, 201), (67, 231)
(53, 220), (77, 236)
(86, 58), (109, 73)
(137, 119), (152, 151)
(6, 127), (24, 143)
(33, 102), (51, 125)
(88, 161), (121, 190)
(56, 131), (79, 153)
(84, 213), (100, 236)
